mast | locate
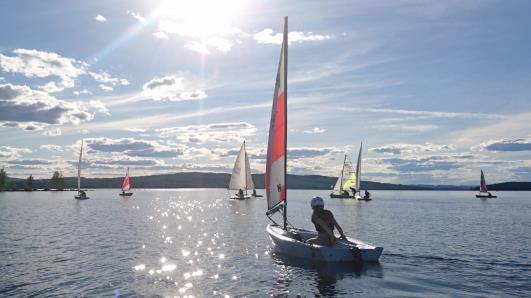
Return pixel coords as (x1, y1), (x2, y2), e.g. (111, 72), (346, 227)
(244, 140), (247, 196)
(283, 16), (288, 230)
(356, 142), (362, 191)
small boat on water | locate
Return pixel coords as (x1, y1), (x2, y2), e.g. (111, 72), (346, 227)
(330, 155), (356, 199)
(476, 170), (496, 198)
(119, 168), (133, 196)
(74, 139), (89, 200)
(354, 143), (372, 201)
(264, 17), (382, 263)
(229, 140), (254, 200)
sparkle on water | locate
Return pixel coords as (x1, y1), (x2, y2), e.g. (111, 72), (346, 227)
(0, 189), (529, 296)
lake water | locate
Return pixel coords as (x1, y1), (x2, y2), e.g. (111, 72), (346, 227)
(0, 189), (529, 297)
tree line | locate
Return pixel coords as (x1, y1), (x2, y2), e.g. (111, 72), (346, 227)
(0, 167), (65, 191)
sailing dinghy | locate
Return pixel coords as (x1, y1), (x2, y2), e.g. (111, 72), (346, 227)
(330, 155), (355, 198)
(74, 139), (89, 200)
(354, 143), (371, 201)
(119, 168), (133, 196)
(265, 17), (383, 263)
(229, 141), (255, 200)
(476, 170), (496, 198)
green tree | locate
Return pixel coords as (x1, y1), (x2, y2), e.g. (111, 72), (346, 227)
(51, 171), (64, 190)
(25, 174), (34, 190)
(0, 167), (6, 191)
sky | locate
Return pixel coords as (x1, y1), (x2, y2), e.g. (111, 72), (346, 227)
(1, 0), (531, 185)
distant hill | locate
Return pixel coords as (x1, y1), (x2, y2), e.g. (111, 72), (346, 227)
(3, 172), (531, 191)
(472, 182), (531, 191)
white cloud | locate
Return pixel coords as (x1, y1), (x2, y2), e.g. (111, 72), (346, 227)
(303, 127), (326, 134)
(369, 143), (455, 155)
(254, 29), (333, 45)
(157, 122), (257, 144)
(95, 14), (107, 22)
(153, 31), (169, 39)
(339, 107), (502, 120)
(40, 144), (63, 152)
(128, 11), (146, 22)
(42, 128), (62, 136)
(376, 124), (440, 132)
(0, 49), (86, 93)
(86, 137), (182, 158)
(99, 84), (113, 92)
(184, 41), (210, 55)
(89, 71), (129, 86)
(142, 75), (207, 101)
(0, 83), (107, 129)
(73, 89), (90, 96)
(0, 146), (31, 160)
(476, 138), (531, 152)
(124, 128), (147, 133)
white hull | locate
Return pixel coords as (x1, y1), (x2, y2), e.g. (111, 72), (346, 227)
(231, 195), (252, 200)
(266, 224), (382, 263)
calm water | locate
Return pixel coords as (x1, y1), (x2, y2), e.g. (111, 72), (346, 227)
(0, 189), (530, 297)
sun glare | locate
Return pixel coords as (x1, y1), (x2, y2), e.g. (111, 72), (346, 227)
(157, 0), (243, 38)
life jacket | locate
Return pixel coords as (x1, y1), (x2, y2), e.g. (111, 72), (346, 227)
(312, 209), (335, 232)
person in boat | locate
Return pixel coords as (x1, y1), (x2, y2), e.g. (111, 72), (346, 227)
(350, 187), (357, 196)
(252, 189), (257, 197)
(78, 190), (86, 198)
(308, 196), (346, 246)
(343, 189), (349, 196)
(364, 189), (370, 198)
(487, 191), (492, 197)
(238, 188), (244, 198)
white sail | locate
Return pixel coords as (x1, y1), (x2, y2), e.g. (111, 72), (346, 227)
(332, 155), (356, 194)
(229, 141), (254, 190)
(355, 143), (362, 191)
(77, 139), (83, 191)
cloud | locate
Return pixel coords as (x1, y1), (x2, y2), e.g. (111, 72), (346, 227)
(303, 127), (326, 134)
(254, 29), (333, 45)
(1, 121), (45, 131)
(0, 84), (107, 129)
(95, 14), (107, 22)
(124, 128), (147, 133)
(157, 122), (257, 143)
(7, 159), (50, 165)
(40, 144), (63, 152)
(127, 11), (146, 22)
(0, 49), (86, 93)
(73, 89), (90, 96)
(478, 138), (531, 152)
(42, 128), (62, 136)
(89, 71), (129, 86)
(99, 84), (113, 92)
(370, 143), (455, 155)
(339, 107), (502, 120)
(153, 31), (169, 39)
(142, 75), (207, 101)
(376, 124), (440, 132)
(381, 156), (461, 172)
(85, 137), (182, 158)
(0, 146), (31, 159)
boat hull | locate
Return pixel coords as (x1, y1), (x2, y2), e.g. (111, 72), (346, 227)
(119, 192), (133, 196)
(476, 194), (496, 198)
(330, 193), (354, 199)
(266, 224), (382, 263)
(231, 195), (252, 200)
(74, 195), (89, 200)
(357, 194), (372, 201)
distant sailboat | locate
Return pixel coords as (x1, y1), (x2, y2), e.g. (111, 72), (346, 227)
(229, 140), (255, 200)
(74, 139), (89, 200)
(354, 143), (371, 201)
(476, 170), (496, 198)
(119, 168), (133, 196)
(330, 155), (355, 198)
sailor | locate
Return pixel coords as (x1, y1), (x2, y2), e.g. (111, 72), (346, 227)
(488, 191), (492, 197)
(252, 189), (257, 197)
(350, 187), (357, 196)
(364, 189), (370, 198)
(238, 188), (244, 198)
(308, 196), (346, 246)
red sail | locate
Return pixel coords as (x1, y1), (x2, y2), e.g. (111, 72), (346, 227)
(479, 170), (488, 192)
(122, 175), (130, 191)
(266, 18), (288, 211)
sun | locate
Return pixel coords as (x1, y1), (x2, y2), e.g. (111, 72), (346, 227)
(156, 0), (243, 39)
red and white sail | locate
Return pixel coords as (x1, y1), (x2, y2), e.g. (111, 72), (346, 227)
(122, 168), (131, 191)
(479, 169), (488, 193)
(266, 17), (288, 211)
